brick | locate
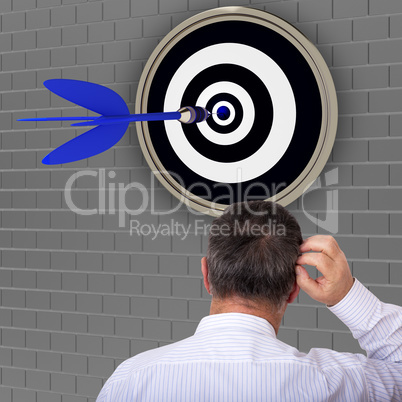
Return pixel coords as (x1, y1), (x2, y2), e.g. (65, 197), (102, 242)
(88, 356), (115, 377)
(2, 289), (25, 308)
(159, 255), (187, 275)
(26, 211), (50, 229)
(37, 311), (61, 331)
(38, 351), (61, 372)
(332, 139), (368, 162)
(298, 330), (332, 352)
(264, 2), (298, 22)
(51, 46), (76, 67)
(172, 277), (201, 298)
(77, 293), (102, 313)
(103, 337), (130, 358)
(37, 271), (61, 290)
(103, 253), (130, 273)
(88, 21), (114, 43)
(26, 370), (50, 391)
(334, 0), (368, 18)
(88, 273), (114, 293)
(369, 0), (402, 15)
(103, 294), (130, 315)
(353, 115), (389, 138)
(2, 12), (25, 32)
(143, 318), (171, 340)
(13, 31), (36, 51)
(51, 332), (76, 353)
(26, 290), (50, 310)
(51, 292), (76, 311)
(51, 372), (76, 394)
(13, 309), (36, 329)
(2, 210), (25, 228)
(371, 89), (402, 113)
(115, 274), (142, 295)
(333, 43), (368, 67)
(62, 272), (87, 292)
(390, 115), (402, 136)
(370, 39), (402, 64)
(391, 165), (402, 185)
(103, 41), (130, 63)
(51, 5), (75, 26)
(2, 132), (25, 150)
(159, 298), (188, 319)
(26, 330), (50, 350)
(103, 0), (130, 20)
(62, 353), (87, 374)
(338, 91), (368, 114)
(88, 231), (114, 251)
(2, 91), (25, 110)
(37, 392), (60, 402)
(353, 164), (388, 186)
(143, 276), (171, 296)
(131, 296), (158, 317)
(299, 0), (332, 22)
(27, 9), (50, 29)
(2, 367), (25, 387)
(131, 339), (158, 356)
(116, 18), (142, 40)
(62, 24), (88, 46)
(27, 49), (50, 69)
(37, 0), (61, 7)
(0, 34), (12, 53)
(26, 171), (51, 189)
(390, 64), (402, 87)
(0, 72), (12, 91)
(77, 2), (102, 24)
(77, 375), (103, 397)
(77, 44), (102, 65)
(130, 38), (159, 60)
(62, 313), (87, 333)
(354, 16), (388, 41)
(172, 320), (197, 341)
(370, 139), (402, 161)
(3, 328), (25, 347)
(188, 300), (210, 320)
(77, 334), (102, 355)
(0, 0), (11, 12)
(353, 212), (389, 235)
(0, 270), (12, 288)
(115, 317), (142, 337)
(353, 261), (389, 284)
(390, 263), (402, 284)
(330, 67), (352, 91)
(337, 236), (368, 258)
(61, 66), (87, 81)
(88, 64), (114, 84)
(353, 65), (388, 89)
(2, 51), (26, 72)
(12, 230), (36, 249)
(143, 15), (172, 37)
(318, 20), (352, 44)
(77, 252), (102, 271)
(131, 0), (158, 16)
(159, 0), (187, 13)
(370, 237), (402, 260)
(0, 348), (12, 366)
(37, 28), (62, 48)
(13, 349), (36, 369)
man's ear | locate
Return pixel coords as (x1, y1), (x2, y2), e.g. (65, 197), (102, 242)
(201, 257), (211, 294)
(286, 281), (300, 304)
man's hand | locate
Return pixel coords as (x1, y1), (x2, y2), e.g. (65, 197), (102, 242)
(295, 235), (354, 307)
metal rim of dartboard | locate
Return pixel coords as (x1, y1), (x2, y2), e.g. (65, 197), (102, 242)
(135, 6), (338, 217)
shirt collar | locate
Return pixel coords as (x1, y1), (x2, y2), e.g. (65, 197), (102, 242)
(195, 312), (277, 338)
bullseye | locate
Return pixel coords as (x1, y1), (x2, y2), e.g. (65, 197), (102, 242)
(217, 106), (230, 120)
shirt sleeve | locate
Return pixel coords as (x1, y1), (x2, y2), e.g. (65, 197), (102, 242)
(327, 277), (402, 400)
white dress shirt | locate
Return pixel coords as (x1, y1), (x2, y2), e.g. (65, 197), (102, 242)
(96, 278), (402, 401)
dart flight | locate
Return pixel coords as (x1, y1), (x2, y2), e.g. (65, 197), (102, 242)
(18, 79), (210, 165)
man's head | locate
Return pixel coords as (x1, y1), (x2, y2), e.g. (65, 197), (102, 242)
(204, 201), (303, 312)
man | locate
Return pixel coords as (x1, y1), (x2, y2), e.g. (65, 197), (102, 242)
(97, 201), (402, 401)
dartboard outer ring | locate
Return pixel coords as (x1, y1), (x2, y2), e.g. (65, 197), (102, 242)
(135, 6), (338, 217)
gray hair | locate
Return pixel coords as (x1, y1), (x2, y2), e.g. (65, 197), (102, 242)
(206, 201), (302, 310)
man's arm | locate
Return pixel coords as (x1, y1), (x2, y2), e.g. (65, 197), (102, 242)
(296, 235), (402, 400)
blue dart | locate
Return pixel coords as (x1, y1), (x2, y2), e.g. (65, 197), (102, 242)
(18, 79), (210, 165)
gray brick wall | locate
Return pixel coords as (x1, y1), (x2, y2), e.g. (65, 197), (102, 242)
(1, 0), (402, 400)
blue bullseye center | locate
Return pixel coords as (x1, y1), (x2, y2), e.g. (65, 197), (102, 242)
(217, 106), (231, 120)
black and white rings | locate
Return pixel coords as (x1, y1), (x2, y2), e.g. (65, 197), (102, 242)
(136, 7), (338, 216)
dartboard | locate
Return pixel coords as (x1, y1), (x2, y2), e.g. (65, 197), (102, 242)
(135, 6), (337, 216)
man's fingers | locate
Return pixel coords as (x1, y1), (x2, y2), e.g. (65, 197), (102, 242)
(299, 235), (341, 261)
(295, 265), (322, 300)
(296, 252), (333, 276)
